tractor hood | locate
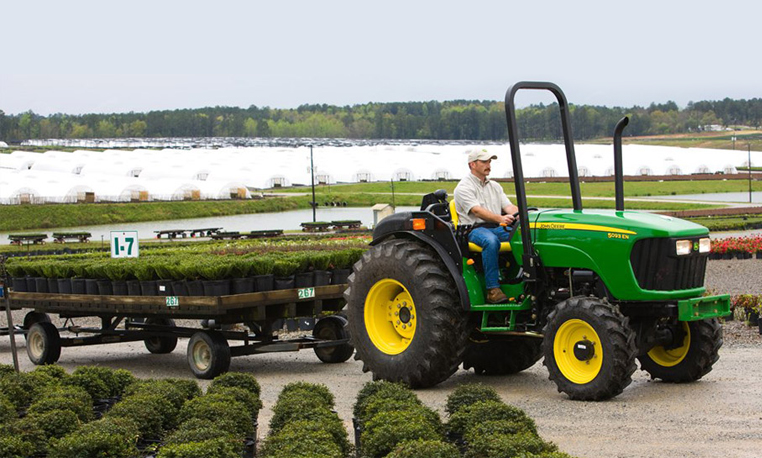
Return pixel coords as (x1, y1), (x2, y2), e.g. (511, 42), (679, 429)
(529, 209), (709, 240)
(516, 209), (711, 301)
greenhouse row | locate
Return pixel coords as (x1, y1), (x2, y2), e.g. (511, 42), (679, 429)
(0, 142), (753, 204)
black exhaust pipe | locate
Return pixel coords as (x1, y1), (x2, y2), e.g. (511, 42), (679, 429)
(613, 116), (629, 211)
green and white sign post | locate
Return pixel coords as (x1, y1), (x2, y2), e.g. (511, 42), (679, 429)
(111, 231), (139, 258)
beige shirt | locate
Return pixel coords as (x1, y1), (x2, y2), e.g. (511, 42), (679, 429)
(454, 173), (512, 225)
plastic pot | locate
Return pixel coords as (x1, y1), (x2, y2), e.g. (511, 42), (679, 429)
(85, 279), (99, 295)
(187, 280), (204, 296)
(156, 280), (174, 296)
(172, 280), (189, 297)
(57, 278), (72, 294)
(253, 274), (274, 292)
(203, 279), (231, 296)
(112, 281), (128, 296)
(331, 268), (351, 285)
(274, 276), (295, 291)
(140, 280), (158, 296)
(71, 278), (86, 294)
(11, 277), (28, 292)
(47, 278), (59, 294)
(295, 272), (314, 288)
(126, 280), (142, 296)
(313, 270), (332, 286)
(97, 280), (113, 296)
(231, 277), (255, 294)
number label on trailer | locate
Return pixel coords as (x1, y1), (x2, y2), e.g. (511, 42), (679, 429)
(298, 287), (315, 299)
(166, 296), (179, 307)
(110, 231), (139, 258)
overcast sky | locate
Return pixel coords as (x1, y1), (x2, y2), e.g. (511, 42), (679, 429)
(1, 0), (759, 115)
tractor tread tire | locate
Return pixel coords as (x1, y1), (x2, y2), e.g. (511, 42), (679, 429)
(463, 337), (543, 375)
(638, 318), (722, 383)
(543, 297), (637, 401)
(346, 238), (469, 388)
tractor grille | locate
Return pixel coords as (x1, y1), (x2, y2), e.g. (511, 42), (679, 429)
(630, 238), (707, 291)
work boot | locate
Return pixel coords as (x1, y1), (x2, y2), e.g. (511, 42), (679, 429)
(486, 288), (508, 304)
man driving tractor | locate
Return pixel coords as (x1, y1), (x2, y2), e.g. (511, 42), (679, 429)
(453, 148), (519, 304)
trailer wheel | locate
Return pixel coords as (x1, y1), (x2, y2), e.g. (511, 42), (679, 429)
(144, 318), (179, 354)
(23, 312), (51, 339)
(313, 316), (354, 363)
(543, 297), (637, 401)
(26, 322), (61, 365)
(463, 337), (543, 375)
(346, 238), (469, 388)
(638, 318), (722, 383)
(187, 331), (230, 379)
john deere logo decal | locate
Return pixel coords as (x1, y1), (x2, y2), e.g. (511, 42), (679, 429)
(693, 242), (699, 251)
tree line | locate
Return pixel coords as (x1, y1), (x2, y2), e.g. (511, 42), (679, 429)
(1, 97), (760, 143)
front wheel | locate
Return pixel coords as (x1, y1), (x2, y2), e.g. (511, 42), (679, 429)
(543, 297), (637, 401)
(346, 238), (469, 388)
(638, 319), (722, 383)
(187, 331), (230, 379)
(26, 322), (61, 365)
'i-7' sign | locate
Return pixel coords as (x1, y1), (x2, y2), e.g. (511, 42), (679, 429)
(111, 231), (139, 258)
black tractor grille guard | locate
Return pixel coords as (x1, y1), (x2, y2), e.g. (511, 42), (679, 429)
(630, 237), (708, 291)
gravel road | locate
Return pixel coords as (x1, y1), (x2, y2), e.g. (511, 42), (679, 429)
(1, 259), (761, 458)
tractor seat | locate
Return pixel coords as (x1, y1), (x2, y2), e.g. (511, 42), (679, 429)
(449, 200), (512, 253)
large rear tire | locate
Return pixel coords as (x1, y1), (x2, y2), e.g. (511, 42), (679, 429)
(346, 238), (469, 388)
(463, 337), (543, 375)
(542, 297), (637, 401)
(638, 318), (722, 382)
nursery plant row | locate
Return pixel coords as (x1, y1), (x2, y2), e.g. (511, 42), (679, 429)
(0, 364), (576, 458)
(4, 237), (367, 296)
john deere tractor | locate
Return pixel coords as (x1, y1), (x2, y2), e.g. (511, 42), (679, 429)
(345, 82), (730, 400)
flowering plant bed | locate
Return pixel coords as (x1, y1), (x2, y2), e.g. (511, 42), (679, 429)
(710, 235), (762, 259)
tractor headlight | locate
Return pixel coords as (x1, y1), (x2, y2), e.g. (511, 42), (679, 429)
(698, 237), (711, 253)
(675, 240), (692, 256)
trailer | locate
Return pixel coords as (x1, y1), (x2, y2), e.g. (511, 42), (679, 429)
(7, 284), (354, 379)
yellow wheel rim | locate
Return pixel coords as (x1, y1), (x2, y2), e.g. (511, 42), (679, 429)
(554, 319), (603, 384)
(647, 322), (691, 367)
(365, 278), (417, 355)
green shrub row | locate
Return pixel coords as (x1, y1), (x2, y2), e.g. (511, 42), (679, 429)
(0, 365), (264, 458)
(262, 381), (351, 458)
(156, 372), (262, 458)
(445, 383), (574, 458)
(354, 381), (451, 458)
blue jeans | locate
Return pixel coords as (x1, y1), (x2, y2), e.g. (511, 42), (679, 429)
(468, 226), (512, 289)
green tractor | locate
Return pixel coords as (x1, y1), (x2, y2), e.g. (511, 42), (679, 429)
(345, 81), (730, 401)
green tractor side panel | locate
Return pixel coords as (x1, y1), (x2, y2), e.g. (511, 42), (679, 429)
(511, 209), (711, 301)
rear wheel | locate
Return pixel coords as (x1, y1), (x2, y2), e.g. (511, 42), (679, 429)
(187, 331), (230, 379)
(463, 337), (543, 375)
(313, 315), (354, 363)
(638, 319), (722, 382)
(543, 297), (637, 401)
(26, 322), (61, 365)
(346, 238), (469, 388)
(23, 312), (51, 339)
(143, 318), (179, 354)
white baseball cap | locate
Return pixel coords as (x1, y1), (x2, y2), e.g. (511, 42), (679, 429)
(467, 148), (497, 163)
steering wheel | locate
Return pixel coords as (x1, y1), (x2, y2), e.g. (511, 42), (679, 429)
(502, 207), (538, 231)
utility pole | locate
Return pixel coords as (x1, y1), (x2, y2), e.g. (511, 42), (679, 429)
(310, 145), (316, 222)
(748, 143), (753, 203)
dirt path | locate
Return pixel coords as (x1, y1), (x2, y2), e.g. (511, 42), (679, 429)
(2, 326), (761, 458)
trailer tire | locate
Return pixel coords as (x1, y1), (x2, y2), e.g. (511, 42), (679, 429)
(144, 318), (179, 354)
(313, 315), (354, 363)
(26, 322), (61, 365)
(187, 331), (230, 379)
(346, 238), (469, 388)
(23, 312), (51, 339)
(543, 297), (637, 401)
(638, 318), (722, 383)
(463, 337), (543, 375)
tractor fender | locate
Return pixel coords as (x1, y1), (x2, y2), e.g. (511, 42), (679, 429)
(371, 231), (472, 311)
